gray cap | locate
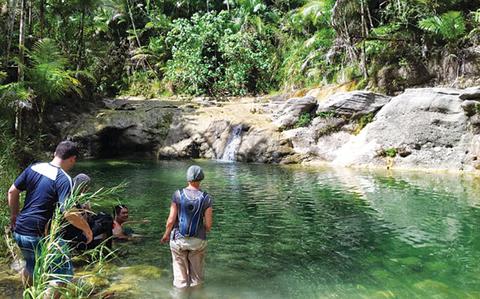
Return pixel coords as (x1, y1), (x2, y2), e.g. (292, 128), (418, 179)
(186, 165), (204, 182)
(73, 173), (91, 191)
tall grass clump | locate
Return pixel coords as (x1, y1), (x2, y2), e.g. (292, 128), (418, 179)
(22, 184), (124, 298)
(0, 120), (18, 260)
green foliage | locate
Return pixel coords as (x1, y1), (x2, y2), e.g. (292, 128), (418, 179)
(164, 11), (276, 96)
(0, 0), (478, 103)
(295, 113), (312, 128)
(165, 12), (230, 95)
(217, 30), (274, 95)
(27, 39), (83, 102)
(0, 121), (18, 258)
(354, 113), (374, 135)
(317, 111), (336, 118)
(122, 71), (165, 98)
(419, 11), (466, 42)
(385, 148), (398, 158)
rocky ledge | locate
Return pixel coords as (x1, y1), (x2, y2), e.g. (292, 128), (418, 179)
(58, 86), (480, 172)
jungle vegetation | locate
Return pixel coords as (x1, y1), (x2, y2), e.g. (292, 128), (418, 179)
(0, 1), (479, 294)
(1, 0), (480, 229)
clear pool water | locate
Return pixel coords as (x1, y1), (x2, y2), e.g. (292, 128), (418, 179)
(74, 159), (480, 298)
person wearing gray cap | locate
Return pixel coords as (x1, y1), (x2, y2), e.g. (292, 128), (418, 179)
(161, 165), (213, 289)
(72, 173), (91, 194)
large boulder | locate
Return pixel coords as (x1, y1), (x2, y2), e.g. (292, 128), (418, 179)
(282, 91), (390, 162)
(272, 96), (317, 129)
(64, 99), (176, 157)
(316, 91), (391, 118)
(332, 88), (477, 170)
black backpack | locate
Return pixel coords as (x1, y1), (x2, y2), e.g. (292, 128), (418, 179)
(63, 212), (113, 250)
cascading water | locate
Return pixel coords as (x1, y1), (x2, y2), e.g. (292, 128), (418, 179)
(220, 124), (243, 162)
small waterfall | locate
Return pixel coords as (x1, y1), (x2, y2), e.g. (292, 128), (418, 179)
(220, 124), (243, 162)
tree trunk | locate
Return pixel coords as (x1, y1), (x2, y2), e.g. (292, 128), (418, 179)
(18, 0), (26, 81)
(39, 0), (45, 38)
(14, 106), (22, 140)
(359, 0), (368, 80)
(6, 0), (19, 64)
(77, 8), (86, 70)
(126, 0), (141, 48)
(27, 0), (32, 37)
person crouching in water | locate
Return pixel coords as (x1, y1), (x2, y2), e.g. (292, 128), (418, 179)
(161, 165), (213, 289)
(113, 205), (131, 240)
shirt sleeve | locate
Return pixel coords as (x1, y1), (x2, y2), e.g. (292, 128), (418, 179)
(13, 167), (29, 191)
(172, 190), (180, 204)
(205, 193), (213, 209)
(56, 176), (72, 211)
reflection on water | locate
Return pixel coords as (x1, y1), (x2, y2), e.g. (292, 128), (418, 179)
(69, 161), (480, 298)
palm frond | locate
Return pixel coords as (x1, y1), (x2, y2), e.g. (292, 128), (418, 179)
(419, 11), (466, 42)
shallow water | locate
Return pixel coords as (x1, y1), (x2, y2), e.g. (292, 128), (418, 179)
(75, 160), (480, 298)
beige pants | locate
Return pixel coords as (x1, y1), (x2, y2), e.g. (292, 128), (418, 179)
(170, 237), (207, 288)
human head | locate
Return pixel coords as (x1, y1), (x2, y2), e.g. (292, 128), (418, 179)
(114, 204), (129, 223)
(54, 141), (79, 170)
(73, 173), (91, 193)
(186, 165), (204, 182)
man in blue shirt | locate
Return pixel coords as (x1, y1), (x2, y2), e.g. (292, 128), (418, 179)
(7, 141), (92, 286)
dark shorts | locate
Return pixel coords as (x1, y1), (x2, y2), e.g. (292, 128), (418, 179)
(13, 232), (73, 281)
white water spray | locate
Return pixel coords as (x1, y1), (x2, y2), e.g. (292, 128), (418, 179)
(220, 124), (243, 162)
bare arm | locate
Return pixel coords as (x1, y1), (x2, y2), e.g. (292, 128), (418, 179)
(204, 207), (213, 233)
(7, 184), (21, 230)
(64, 209), (93, 244)
(161, 202), (177, 243)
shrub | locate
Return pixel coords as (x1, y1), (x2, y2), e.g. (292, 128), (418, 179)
(384, 148), (397, 158)
(354, 113), (374, 135)
(164, 12), (230, 95)
(295, 112), (312, 128)
(317, 111), (336, 118)
(419, 11), (466, 43)
(216, 30), (274, 95)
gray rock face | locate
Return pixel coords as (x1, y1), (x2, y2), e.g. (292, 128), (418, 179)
(459, 86), (480, 100)
(332, 88), (476, 170)
(316, 91), (391, 117)
(61, 97), (291, 163)
(272, 96), (317, 129)
(55, 86), (480, 172)
(65, 99), (176, 157)
(158, 118), (290, 163)
(281, 91), (391, 164)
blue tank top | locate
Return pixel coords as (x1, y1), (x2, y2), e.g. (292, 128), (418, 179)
(172, 188), (213, 240)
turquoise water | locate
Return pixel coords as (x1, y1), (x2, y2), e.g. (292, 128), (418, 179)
(76, 160), (480, 298)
